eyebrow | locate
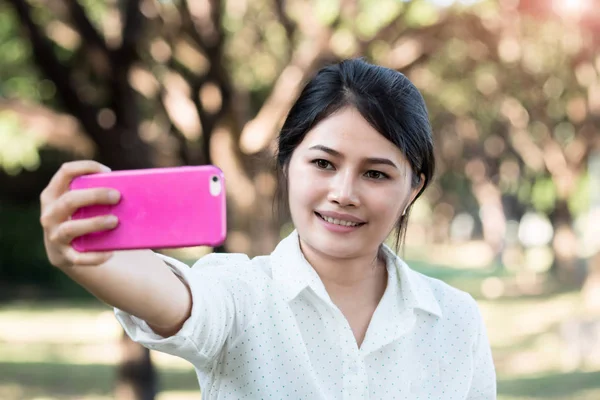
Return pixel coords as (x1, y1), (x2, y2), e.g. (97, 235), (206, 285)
(308, 145), (399, 169)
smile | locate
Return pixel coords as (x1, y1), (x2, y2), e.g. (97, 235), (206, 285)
(315, 212), (364, 227)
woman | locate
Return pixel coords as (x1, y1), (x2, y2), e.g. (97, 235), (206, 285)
(40, 59), (496, 399)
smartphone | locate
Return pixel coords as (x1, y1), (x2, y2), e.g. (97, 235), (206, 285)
(69, 165), (226, 251)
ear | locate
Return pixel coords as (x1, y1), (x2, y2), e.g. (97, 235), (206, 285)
(283, 163), (289, 179)
(406, 173), (426, 210)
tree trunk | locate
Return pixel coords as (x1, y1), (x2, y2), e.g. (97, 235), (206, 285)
(550, 200), (583, 287)
(7, 0), (158, 397)
(115, 331), (157, 400)
(470, 179), (507, 261)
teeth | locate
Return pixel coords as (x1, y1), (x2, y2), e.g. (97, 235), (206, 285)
(321, 214), (360, 227)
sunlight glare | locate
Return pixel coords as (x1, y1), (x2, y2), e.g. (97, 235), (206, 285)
(553, 0), (591, 16)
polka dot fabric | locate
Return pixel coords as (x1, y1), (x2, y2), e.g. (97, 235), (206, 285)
(115, 231), (496, 399)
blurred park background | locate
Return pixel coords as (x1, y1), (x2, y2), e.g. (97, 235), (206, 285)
(1, 0), (600, 399)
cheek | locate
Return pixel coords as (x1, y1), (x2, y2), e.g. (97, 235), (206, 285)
(371, 198), (399, 220)
(287, 164), (317, 209)
(368, 187), (407, 220)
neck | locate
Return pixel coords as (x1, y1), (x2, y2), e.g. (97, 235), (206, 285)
(299, 240), (387, 303)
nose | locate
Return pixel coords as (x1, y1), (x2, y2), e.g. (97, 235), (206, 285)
(327, 171), (360, 207)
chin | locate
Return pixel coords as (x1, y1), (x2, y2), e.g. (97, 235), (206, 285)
(302, 227), (367, 258)
(308, 240), (359, 259)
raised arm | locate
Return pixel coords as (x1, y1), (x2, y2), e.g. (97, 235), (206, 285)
(40, 161), (190, 337)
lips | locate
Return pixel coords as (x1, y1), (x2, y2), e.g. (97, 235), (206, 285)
(315, 211), (366, 227)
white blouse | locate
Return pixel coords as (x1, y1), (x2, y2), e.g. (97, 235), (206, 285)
(115, 230), (496, 399)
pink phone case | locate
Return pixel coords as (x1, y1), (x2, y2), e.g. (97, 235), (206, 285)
(69, 166), (226, 251)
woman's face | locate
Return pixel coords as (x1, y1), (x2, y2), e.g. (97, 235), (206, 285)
(287, 107), (423, 260)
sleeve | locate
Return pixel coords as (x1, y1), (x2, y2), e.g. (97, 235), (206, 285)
(114, 252), (259, 369)
(466, 297), (497, 400)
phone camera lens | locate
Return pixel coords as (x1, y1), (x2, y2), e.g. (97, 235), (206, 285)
(211, 175), (219, 183)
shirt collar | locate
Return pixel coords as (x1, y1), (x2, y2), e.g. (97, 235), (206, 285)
(270, 230), (442, 319)
(379, 243), (442, 318)
(270, 230), (333, 304)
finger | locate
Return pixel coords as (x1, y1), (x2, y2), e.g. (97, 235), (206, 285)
(49, 188), (120, 224)
(41, 187), (119, 228)
(41, 161), (111, 205)
(50, 215), (119, 245)
(64, 247), (115, 266)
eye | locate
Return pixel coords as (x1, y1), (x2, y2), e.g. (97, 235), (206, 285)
(312, 159), (333, 170)
(365, 170), (389, 180)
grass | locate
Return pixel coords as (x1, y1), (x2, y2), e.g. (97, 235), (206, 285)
(497, 370), (600, 399)
(0, 361), (198, 399)
(1, 267), (599, 399)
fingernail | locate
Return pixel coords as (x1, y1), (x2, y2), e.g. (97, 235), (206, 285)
(109, 190), (120, 202)
(106, 215), (118, 225)
(102, 165), (112, 172)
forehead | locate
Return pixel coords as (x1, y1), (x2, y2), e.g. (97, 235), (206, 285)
(298, 108), (406, 162)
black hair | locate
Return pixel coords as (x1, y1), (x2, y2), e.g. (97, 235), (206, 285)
(275, 58), (435, 253)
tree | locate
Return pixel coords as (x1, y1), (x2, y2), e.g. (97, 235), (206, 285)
(2, 0), (599, 397)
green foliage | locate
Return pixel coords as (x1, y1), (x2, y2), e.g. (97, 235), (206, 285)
(314, 0), (340, 25)
(0, 5), (40, 100)
(568, 172), (591, 216)
(0, 111), (42, 175)
(1, 0), (598, 291)
(404, 0), (440, 27)
(356, 0), (403, 40)
(0, 196), (92, 299)
(531, 178), (557, 213)
(517, 181), (532, 205)
(0, 201), (52, 284)
(76, 0), (110, 27)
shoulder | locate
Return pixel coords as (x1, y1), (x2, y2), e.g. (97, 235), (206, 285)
(189, 252), (274, 280)
(403, 263), (483, 324)
(422, 271), (476, 307)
